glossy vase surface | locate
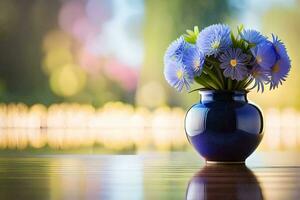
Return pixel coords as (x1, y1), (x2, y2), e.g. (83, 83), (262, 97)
(185, 90), (264, 163)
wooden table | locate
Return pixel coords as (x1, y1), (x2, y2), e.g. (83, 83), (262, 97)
(0, 151), (299, 199)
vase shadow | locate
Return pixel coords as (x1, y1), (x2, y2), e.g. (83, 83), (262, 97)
(186, 164), (264, 200)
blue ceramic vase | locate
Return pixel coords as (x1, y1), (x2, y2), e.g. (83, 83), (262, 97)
(185, 90), (263, 163)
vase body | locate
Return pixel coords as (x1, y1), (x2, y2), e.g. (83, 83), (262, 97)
(185, 90), (263, 163)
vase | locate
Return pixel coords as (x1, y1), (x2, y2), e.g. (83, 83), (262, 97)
(184, 90), (263, 163)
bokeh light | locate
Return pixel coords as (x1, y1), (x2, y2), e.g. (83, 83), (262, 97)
(58, 0), (86, 34)
(1, 0), (300, 153)
(43, 47), (73, 74)
(50, 64), (86, 97)
(0, 103), (299, 151)
(86, 0), (113, 25)
(41, 0), (142, 98)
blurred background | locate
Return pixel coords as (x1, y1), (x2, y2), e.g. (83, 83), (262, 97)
(0, 0), (300, 153)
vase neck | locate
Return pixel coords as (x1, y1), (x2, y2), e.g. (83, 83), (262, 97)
(199, 90), (248, 103)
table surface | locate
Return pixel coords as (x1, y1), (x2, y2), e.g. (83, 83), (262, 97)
(0, 151), (299, 200)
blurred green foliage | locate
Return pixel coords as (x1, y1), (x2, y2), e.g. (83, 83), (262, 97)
(0, 0), (136, 106)
(0, 0), (299, 110)
(137, 0), (234, 108)
(0, 0), (61, 105)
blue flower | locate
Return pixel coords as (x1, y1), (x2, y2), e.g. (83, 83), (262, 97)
(164, 60), (194, 92)
(197, 24), (232, 57)
(269, 58), (290, 89)
(249, 65), (270, 92)
(182, 47), (205, 76)
(269, 35), (291, 89)
(251, 41), (277, 69)
(240, 29), (267, 45)
(219, 48), (250, 81)
(272, 34), (289, 60)
(164, 37), (190, 63)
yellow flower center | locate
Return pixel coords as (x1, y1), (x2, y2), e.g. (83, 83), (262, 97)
(230, 59), (237, 67)
(193, 59), (200, 70)
(256, 56), (262, 63)
(272, 63), (280, 73)
(211, 41), (220, 49)
(176, 70), (183, 79)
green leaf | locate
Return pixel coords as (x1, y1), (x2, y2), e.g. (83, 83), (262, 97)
(235, 77), (253, 91)
(213, 64), (225, 86)
(184, 35), (195, 44)
(230, 31), (238, 48)
(194, 26), (199, 35)
(194, 76), (214, 89)
(183, 26), (200, 44)
(186, 29), (194, 35)
(205, 57), (220, 66)
(234, 79), (244, 90)
(248, 43), (256, 49)
(237, 24), (244, 35)
(188, 87), (205, 93)
(243, 78), (254, 89)
(203, 66), (223, 89)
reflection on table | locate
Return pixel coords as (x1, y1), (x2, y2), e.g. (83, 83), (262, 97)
(0, 152), (299, 199)
(186, 165), (263, 200)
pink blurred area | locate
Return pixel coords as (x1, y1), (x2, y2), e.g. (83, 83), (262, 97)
(104, 60), (139, 91)
(44, 0), (141, 97)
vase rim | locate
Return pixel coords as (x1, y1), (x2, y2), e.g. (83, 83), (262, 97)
(198, 89), (248, 102)
(198, 89), (248, 95)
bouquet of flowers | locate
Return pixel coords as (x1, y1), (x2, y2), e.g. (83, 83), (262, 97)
(163, 24), (291, 92)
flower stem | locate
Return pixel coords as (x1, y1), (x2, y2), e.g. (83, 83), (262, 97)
(214, 65), (225, 87)
(227, 78), (232, 90)
(206, 57), (220, 66)
(194, 76), (214, 89)
(205, 58), (225, 89)
(243, 78), (254, 90)
(234, 78), (248, 90)
(200, 73), (220, 89)
(203, 66), (223, 89)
